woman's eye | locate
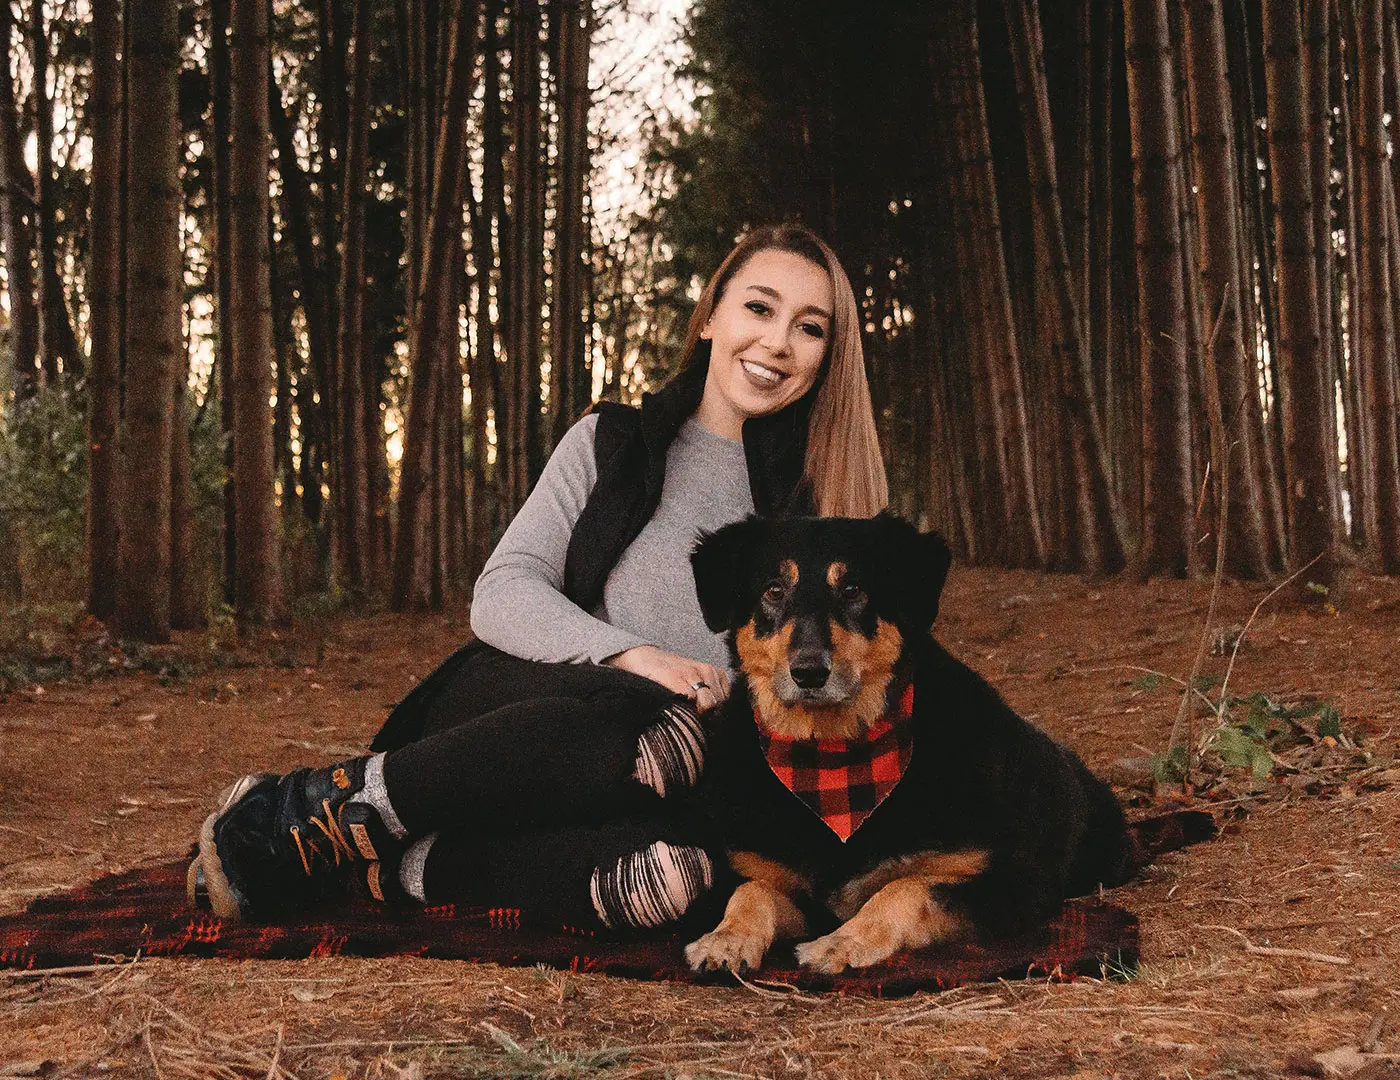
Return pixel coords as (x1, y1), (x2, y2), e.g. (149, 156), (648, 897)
(745, 300), (771, 316)
(801, 322), (826, 339)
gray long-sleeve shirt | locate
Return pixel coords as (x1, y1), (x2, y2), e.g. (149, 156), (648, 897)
(468, 413), (756, 670)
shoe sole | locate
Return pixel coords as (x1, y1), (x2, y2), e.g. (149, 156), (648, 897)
(187, 772), (278, 921)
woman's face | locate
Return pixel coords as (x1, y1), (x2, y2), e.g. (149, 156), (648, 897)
(698, 249), (834, 433)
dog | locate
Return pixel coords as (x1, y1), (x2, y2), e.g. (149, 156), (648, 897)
(682, 513), (1142, 974)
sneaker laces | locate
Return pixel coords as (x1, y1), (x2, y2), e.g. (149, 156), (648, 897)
(289, 799), (360, 876)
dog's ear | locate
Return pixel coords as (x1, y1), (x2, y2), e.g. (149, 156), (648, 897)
(691, 516), (766, 632)
(874, 511), (953, 634)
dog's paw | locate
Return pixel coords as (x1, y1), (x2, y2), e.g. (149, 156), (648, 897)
(685, 927), (769, 973)
(794, 927), (896, 974)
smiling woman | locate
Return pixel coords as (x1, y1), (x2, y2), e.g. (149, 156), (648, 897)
(187, 223), (890, 940)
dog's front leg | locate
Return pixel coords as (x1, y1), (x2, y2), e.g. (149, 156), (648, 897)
(795, 876), (967, 974)
(685, 880), (807, 973)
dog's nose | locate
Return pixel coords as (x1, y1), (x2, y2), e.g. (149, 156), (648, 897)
(789, 657), (831, 689)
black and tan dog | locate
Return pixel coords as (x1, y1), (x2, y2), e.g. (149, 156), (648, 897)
(683, 513), (1142, 974)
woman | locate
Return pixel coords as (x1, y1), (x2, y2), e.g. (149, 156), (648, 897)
(188, 224), (888, 934)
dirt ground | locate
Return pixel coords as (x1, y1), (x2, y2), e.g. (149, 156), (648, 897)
(2, 565), (1399, 1079)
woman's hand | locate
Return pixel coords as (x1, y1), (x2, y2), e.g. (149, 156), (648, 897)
(604, 645), (732, 713)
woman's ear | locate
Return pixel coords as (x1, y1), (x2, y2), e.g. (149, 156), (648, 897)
(691, 516), (766, 632)
(874, 511), (952, 635)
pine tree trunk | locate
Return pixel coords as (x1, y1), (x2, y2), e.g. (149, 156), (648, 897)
(946, 0), (1046, 568)
(465, 186), (498, 581)
(1182, 0), (1274, 577)
(511, 0), (546, 490)
(0, 0), (38, 401)
(482, 0), (514, 508)
(29, 0), (81, 382)
(170, 367), (204, 629)
(268, 81), (333, 538)
(229, 0), (284, 623)
(1262, 0), (1338, 583)
(1354, 0), (1400, 569)
(213, 0), (237, 604)
(548, 0), (593, 447)
(1307, 0), (1344, 532)
(391, 0), (480, 611)
(336, 0), (373, 591)
(119, 0), (181, 643)
(87, 0), (123, 620)
(1126, 0), (1196, 578)
(1006, 0), (1126, 574)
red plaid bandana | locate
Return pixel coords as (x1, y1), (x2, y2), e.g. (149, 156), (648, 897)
(757, 680), (915, 841)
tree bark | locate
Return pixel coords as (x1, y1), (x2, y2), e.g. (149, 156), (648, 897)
(88, 0), (123, 620)
(1354, 0), (1400, 569)
(0, 0), (38, 401)
(1125, 0), (1197, 578)
(229, 0), (284, 623)
(511, 0), (546, 491)
(29, 0), (81, 381)
(548, 0), (593, 447)
(1182, 0), (1274, 577)
(336, 0), (374, 591)
(119, 0), (182, 643)
(947, 0), (1046, 568)
(392, 0), (479, 610)
(1005, 0), (1126, 574)
(1261, 0), (1338, 583)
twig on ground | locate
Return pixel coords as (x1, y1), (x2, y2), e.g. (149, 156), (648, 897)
(143, 1018), (167, 1080)
(1199, 924), (1349, 965)
(264, 1023), (284, 1080)
(1170, 292), (1231, 778)
(0, 823), (102, 857)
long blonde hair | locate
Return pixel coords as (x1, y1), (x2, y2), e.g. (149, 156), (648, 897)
(678, 224), (888, 517)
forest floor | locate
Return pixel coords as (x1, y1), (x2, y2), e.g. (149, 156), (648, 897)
(1, 564), (1399, 1079)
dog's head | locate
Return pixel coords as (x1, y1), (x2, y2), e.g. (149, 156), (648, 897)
(691, 512), (952, 739)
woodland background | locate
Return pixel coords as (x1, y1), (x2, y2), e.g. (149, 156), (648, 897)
(2, 0), (1399, 643)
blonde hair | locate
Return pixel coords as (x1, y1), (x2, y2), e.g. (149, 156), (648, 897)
(678, 224), (889, 517)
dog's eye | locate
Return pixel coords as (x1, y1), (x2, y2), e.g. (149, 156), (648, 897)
(839, 583), (864, 601)
(763, 582), (785, 603)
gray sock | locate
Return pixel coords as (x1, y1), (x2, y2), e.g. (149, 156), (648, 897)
(398, 833), (437, 903)
(347, 752), (409, 840)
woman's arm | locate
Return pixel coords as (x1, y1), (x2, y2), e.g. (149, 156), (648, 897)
(469, 414), (654, 664)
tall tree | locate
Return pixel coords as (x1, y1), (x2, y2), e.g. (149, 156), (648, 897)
(1261, 0), (1337, 582)
(29, 0), (81, 380)
(1182, 0), (1274, 577)
(213, 0), (236, 603)
(1004, 0), (1126, 573)
(229, 0), (284, 623)
(392, 0), (479, 610)
(118, 0), (182, 642)
(509, 0), (546, 492)
(1354, 0), (1400, 570)
(0, 0), (38, 401)
(88, 0), (124, 620)
(337, 0), (374, 590)
(945, 0), (1046, 568)
(1125, 0), (1196, 577)
(548, 0), (594, 444)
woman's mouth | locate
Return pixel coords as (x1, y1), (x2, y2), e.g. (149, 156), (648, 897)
(741, 359), (788, 389)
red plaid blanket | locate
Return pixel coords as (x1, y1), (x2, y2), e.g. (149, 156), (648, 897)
(0, 811), (1215, 994)
(758, 680), (915, 840)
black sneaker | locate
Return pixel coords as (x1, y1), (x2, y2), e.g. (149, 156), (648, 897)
(187, 757), (402, 921)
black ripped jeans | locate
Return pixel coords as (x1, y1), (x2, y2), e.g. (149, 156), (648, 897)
(368, 641), (724, 929)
